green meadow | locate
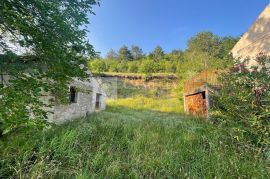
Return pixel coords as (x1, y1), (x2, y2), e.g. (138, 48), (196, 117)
(0, 78), (269, 178)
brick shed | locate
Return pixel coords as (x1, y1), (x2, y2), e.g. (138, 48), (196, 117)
(183, 70), (220, 117)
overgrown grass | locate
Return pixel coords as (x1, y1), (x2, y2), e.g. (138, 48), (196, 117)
(101, 72), (177, 77)
(108, 97), (183, 113)
(1, 78), (269, 178)
(0, 105), (269, 178)
(112, 77), (183, 113)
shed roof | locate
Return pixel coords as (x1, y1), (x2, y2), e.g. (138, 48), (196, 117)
(183, 70), (221, 95)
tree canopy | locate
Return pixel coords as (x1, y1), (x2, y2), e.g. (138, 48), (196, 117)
(0, 0), (99, 135)
(151, 46), (165, 61)
(118, 46), (132, 60)
(88, 32), (238, 75)
(131, 45), (143, 60)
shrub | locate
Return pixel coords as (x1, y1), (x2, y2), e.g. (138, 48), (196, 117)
(139, 60), (158, 73)
(88, 59), (106, 73)
(107, 60), (119, 72)
(117, 61), (128, 72)
(127, 61), (138, 73)
(211, 56), (270, 148)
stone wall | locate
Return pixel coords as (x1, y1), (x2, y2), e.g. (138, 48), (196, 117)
(1, 71), (107, 124)
(49, 77), (106, 124)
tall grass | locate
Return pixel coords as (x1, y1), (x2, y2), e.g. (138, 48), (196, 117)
(1, 78), (269, 178)
(107, 97), (183, 113)
(0, 105), (269, 178)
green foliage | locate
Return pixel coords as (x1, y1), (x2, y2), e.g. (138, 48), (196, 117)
(174, 32), (237, 92)
(187, 31), (238, 60)
(151, 45), (165, 61)
(117, 61), (129, 72)
(118, 45), (133, 60)
(211, 56), (270, 148)
(88, 59), (106, 73)
(138, 59), (158, 74)
(0, 105), (269, 178)
(0, 0), (99, 135)
(107, 60), (119, 72)
(127, 61), (139, 73)
(1, 76), (269, 178)
(131, 45), (144, 60)
(89, 32), (237, 76)
(106, 49), (118, 60)
(188, 32), (222, 57)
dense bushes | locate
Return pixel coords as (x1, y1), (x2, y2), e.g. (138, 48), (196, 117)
(211, 56), (270, 148)
(88, 58), (181, 74)
(88, 32), (238, 75)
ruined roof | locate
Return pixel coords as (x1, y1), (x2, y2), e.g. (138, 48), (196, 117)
(183, 70), (221, 95)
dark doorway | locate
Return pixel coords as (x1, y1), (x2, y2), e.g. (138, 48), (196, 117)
(95, 93), (102, 110)
(70, 86), (78, 103)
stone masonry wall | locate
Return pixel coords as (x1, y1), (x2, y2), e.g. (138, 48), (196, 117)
(51, 77), (106, 124)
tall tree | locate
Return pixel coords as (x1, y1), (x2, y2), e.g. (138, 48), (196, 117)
(118, 45), (132, 60)
(221, 37), (239, 57)
(131, 45), (143, 60)
(106, 49), (118, 60)
(170, 49), (183, 60)
(187, 32), (222, 58)
(152, 45), (165, 61)
(0, 0), (99, 135)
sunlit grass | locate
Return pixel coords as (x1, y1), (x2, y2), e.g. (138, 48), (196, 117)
(1, 104), (269, 178)
(107, 97), (183, 114)
(1, 78), (269, 178)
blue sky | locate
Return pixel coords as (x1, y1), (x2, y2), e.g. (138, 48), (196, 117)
(87, 0), (270, 56)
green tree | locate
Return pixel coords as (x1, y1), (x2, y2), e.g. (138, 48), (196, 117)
(131, 45), (143, 60)
(170, 49), (183, 57)
(118, 46), (132, 60)
(151, 46), (165, 61)
(139, 59), (158, 74)
(88, 59), (106, 73)
(127, 62), (138, 73)
(187, 32), (222, 58)
(0, 0), (99, 135)
(220, 37), (239, 58)
(107, 60), (118, 72)
(106, 49), (118, 60)
(117, 61), (128, 72)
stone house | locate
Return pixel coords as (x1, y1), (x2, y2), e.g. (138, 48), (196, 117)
(49, 74), (106, 123)
(0, 70), (106, 124)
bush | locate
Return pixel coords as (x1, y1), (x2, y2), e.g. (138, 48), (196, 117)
(127, 61), (138, 73)
(107, 60), (118, 72)
(211, 56), (270, 148)
(88, 59), (106, 73)
(117, 61), (128, 72)
(139, 59), (158, 73)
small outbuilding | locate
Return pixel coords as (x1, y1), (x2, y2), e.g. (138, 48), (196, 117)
(184, 3), (270, 117)
(183, 70), (220, 117)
